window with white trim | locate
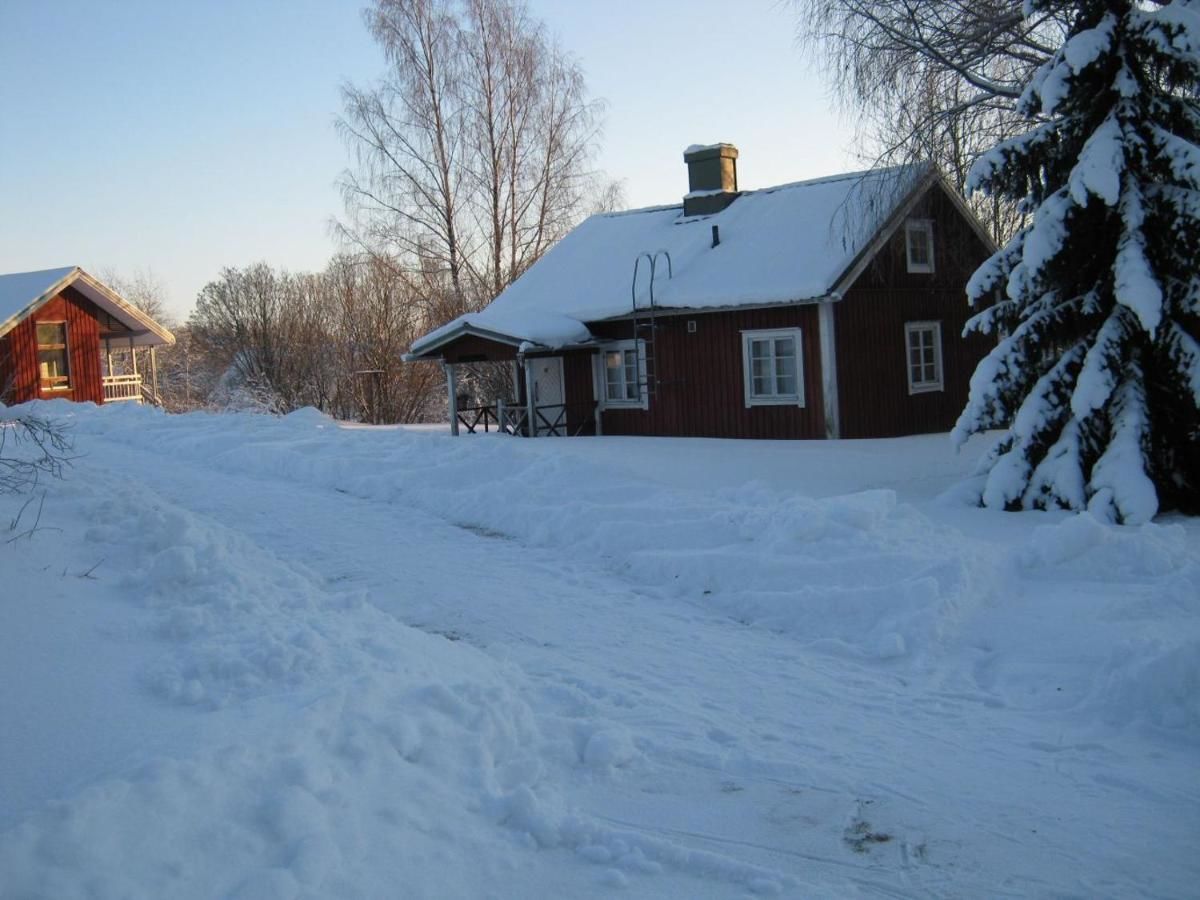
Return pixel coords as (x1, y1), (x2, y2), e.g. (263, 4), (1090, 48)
(905, 321), (943, 393)
(905, 219), (935, 273)
(598, 340), (645, 407)
(741, 328), (804, 407)
(36, 322), (71, 391)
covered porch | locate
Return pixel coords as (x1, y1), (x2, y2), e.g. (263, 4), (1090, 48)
(99, 312), (164, 405)
(403, 322), (599, 437)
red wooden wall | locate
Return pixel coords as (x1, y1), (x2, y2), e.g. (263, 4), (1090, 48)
(834, 185), (993, 438)
(0, 335), (11, 401)
(585, 306), (826, 439)
(1, 287), (104, 405)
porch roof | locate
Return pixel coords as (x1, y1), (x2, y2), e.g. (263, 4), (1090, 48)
(405, 312), (593, 361)
(0, 266), (175, 347)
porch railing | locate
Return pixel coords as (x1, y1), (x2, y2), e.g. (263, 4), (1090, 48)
(455, 404), (500, 434)
(495, 401), (597, 437)
(103, 374), (143, 403)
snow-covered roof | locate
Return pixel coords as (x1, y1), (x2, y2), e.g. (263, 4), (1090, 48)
(0, 266), (175, 346)
(409, 164), (935, 357)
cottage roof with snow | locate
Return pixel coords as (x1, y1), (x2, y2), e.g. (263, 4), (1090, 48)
(408, 161), (990, 359)
(0, 266), (175, 346)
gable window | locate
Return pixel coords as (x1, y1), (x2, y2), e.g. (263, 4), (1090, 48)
(36, 322), (71, 391)
(905, 219), (935, 273)
(742, 328), (804, 407)
(905, 321), (943, 394)
(598, 340), (646, 408)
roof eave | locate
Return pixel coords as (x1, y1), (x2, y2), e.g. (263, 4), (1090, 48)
(590, 295), (830, 324)
(74, 270), (176, 346)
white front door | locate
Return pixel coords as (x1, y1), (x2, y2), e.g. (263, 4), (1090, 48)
(531, 356), (566, 435)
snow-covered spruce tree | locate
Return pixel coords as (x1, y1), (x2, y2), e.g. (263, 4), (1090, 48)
(953, 0), (1200, 523)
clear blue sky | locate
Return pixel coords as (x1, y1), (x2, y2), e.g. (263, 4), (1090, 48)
(0, 0), (855, 320)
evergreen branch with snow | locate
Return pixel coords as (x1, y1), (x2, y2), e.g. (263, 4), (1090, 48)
(956, 0), (1200, 522)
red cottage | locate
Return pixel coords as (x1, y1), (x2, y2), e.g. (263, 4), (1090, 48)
(0, 267), (175, 406)
(406, 145), (995, 440)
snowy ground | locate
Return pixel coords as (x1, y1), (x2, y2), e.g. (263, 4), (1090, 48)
(1, 401), (1197, 899)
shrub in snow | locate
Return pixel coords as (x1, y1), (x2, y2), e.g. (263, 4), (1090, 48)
(0, 410), (73, 493)
(209, 362), (286, 415)
(953, 0), (1200, 523)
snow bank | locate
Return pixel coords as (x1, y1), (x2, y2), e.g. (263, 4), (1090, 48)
(66, 404), (994, 662)
(1009, 512), (1200, 733)
(0, 459), (575, 897)
(1014, 510), (1190, 578)
(1, 406), (804, 897)
(3, 401), (1196, 897)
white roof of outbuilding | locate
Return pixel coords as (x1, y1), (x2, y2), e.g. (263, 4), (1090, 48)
(410, 164), (954, 357)
(0, 267), (174, 346)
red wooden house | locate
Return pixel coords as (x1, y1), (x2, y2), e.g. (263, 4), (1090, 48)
(0, 267), (175, 406)
(406, 145), (994, 439)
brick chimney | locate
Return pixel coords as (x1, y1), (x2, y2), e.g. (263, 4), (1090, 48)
(683, 143), (739, 216)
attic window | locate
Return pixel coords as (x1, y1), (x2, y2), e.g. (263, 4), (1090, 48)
(36, 322), (71, 391)
(905, 219), (935, 273)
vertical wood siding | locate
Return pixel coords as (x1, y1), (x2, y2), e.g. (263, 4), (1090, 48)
(582, 306), (826, 439)
(834, 186), (992, 438)
(561, 351), (598, 434)
(3, 287), (104, 404)
(0, 335), (12, 402)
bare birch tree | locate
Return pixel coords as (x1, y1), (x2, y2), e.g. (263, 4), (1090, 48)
(797, 0), (1072, 240)
(337, 0), (605, 319)
(99, 268), (171, 323)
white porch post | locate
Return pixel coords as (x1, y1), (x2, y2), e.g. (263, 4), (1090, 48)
(150, 347), (159, 401)
(523, 357), (536, 438)
(130, 336), (138, 376)
(818, 300), (841, 440)
(444, 362), (460, 436)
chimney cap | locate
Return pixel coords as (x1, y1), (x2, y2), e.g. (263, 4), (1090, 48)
(683, 142), (739, 162)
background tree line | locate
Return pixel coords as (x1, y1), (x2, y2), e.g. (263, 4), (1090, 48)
(102, 257), (439, 423)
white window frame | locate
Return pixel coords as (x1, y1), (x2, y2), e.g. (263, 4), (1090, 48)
(905, 219), (935, 274)
(595, 339), (647, 410)
(905, 321), (944, 394)
(36, 321), (72, 392)
(741, 328), (805, 408)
